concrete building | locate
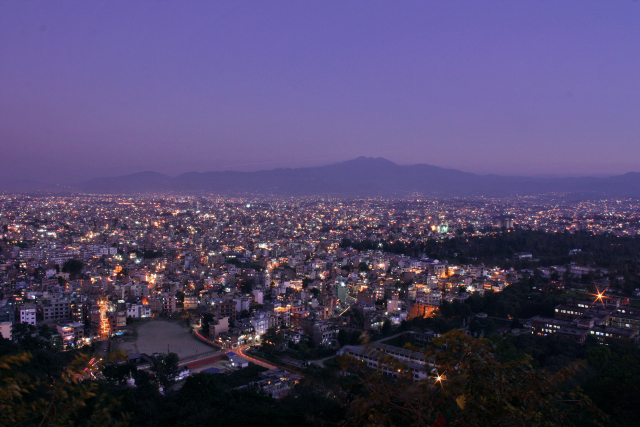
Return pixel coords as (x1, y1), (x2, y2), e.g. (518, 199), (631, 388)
(183, 295), (199, 310)
(56, 322), (85, 349)
(250, 311), (269, 336)
(209, 317), (229, 339)
(338, 343), (430, 381)
(162, 293), (177, 314)
(40, 297), (71, 323)
(19, 304), (37, 325)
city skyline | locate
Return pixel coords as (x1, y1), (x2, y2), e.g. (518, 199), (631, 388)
(3, 3), (640, 426)
(2, 1), (640, 183)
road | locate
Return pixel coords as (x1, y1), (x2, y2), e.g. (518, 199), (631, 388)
(191, 329), (277, 370)
(236, 345), (278, 370)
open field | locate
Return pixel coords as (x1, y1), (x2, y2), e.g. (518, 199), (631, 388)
(116, 320), (213, 358)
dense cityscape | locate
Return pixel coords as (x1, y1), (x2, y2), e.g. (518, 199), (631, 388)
(3, 2), (640, 426)
(2, 193), (640, 426)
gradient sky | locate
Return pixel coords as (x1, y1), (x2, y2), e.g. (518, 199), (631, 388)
(1, 1), (639, 183)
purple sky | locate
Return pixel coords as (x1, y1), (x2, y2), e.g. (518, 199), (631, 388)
(1, 1), (639, 183)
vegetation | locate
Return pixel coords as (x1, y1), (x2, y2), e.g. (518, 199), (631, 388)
(343, 330), (606, 427)
(341, 230), (640, 293)
(150, 352), (180, 389)
(2, 264), (639, 426)
(135, 248), (163, 259)
(3, 324), (638, 426)
(225, 257), (263, 271)
(201, 312), (215, 336)
(61, 258), (84, 276)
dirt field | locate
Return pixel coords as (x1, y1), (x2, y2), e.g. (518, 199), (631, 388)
(117, 320), (213, 358)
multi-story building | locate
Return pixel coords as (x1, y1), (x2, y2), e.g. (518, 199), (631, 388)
(338, 343), (429, 381)
(250, 311), (269, 336)
(126, 303), (151, 318)
(107, 311), (126, 335)
(209, 316), (229, 339)
(531, 316), (572, 336)
(610, 311), (640, 332)
(183, 295), (199, 310)
(40, 297), (71, 323)
(162, 293), (176, 314)
(215, 300), (236, 325)
(19, 304), (37, 325)
(56, 322), (85, 349)
(71, 301), (88, 324)
(301, 317), (339, 347)
(233, 296), (251, 313)
(589, 325), (637, 342)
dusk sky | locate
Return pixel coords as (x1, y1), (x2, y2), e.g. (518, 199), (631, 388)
(1, 1), (639, 183)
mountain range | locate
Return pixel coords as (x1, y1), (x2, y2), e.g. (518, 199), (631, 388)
(2, 157), (639, 198)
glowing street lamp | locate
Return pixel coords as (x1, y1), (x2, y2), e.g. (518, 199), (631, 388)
(433, 371), (446, 388)
(590, 284), (610, 309)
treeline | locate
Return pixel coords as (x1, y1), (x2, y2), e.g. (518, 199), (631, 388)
(4, 325), (639, 426)
(448, 280), (566, 320)
(388, 280), (640, 426)
(341, 229), (640, 288)
(341, 229), (640, 267)
(0, 333), (344, 427)
(4, 284), (640, 427)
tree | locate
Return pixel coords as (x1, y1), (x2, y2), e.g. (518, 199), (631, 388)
(337, 329), (349, 347)
(103, 363), (137, 384)
(62, 258), (83, 276)
(150, 352), (179, 389)
(350, 330), (362, 345)
(0, 352), (112, 427)
(262, 327), (283, 354)
(240, 280), (253, 294)
(344, 330), (606, 427)
(175, 290), (184, 303)
(201, 312), (214, 336)
(439, 300), (454, 318)
(349, 307), (365, 329)
(381, 320), (392, 336)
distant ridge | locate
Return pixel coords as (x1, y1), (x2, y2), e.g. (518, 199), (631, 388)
(68, 157), (640, 197)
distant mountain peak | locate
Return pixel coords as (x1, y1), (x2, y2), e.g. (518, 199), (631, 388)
(75, 156), (640, 198)
(339, 156), (398, 167)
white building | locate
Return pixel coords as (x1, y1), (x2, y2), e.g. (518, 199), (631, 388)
(250, 311), (269, 336)
(19, 305), (37, 325)
(126, 303), (152, 318)
(252, 289), (264, 304)
(233, 297), (250, 313)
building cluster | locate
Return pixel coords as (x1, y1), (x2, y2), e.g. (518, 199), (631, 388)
(338, 336), (436, 381)
(245, 368), (301, 399)
(531, 297), (640, 344)
(0, 194), (638, 352)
